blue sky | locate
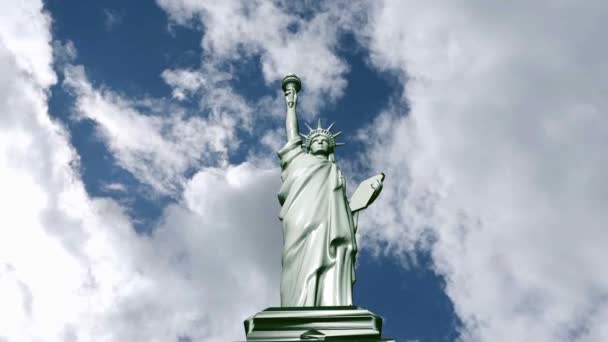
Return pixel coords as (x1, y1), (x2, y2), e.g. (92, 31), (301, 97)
(2, 1), (608, 341)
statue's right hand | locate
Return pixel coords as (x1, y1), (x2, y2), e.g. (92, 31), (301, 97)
(284, 88), (297, 108)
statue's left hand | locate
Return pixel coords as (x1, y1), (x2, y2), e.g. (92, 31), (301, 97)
(371, 177), (383, 189)
(349, 173), (385, 212)
(370, 178), (383, 202)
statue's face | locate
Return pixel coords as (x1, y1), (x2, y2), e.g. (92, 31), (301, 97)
(310, 136), (330, 156)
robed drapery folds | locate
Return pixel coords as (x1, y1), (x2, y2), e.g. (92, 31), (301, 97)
(277, 138), (357, 307)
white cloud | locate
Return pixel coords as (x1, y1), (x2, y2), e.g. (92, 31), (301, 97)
(161, 68), (207, 101)
(356, 0), (608, 341)
(63, 64), (251, 195)
(156, 0), (363, 115)
(154, 163), (283, 341)
(0, 1), (55, 88)
(1, 1), (281, 341)
(100, 182), (127, 193)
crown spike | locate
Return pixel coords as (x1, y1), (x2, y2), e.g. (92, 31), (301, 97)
(317, 117), (322, 129)
(327, 121), (335, 131)
(304, 123), (314, 132)
(335, 142), (346, 147)
(299, 132), (308, 139)
(332, 131), (342, 138)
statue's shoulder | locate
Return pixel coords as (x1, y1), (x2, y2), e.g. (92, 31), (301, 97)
(278, 138), (305, 168)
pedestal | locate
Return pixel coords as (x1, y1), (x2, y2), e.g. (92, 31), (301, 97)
(243, 306), (394, 341)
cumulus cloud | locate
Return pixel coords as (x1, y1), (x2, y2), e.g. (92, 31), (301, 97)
(154, 163), (283, 340)
(356, 0), (608, 341)
(0, 1), (56, 88)
(1, 1), (281, 341)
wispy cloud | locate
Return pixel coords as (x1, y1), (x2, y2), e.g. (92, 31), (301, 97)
(156, 0), (366, 116)
(100, 182), (128, 193)
(102, 8), (124, 31)
(62, 64), (252, 195)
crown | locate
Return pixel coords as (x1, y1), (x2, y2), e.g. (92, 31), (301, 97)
(300, 118), (345, 151)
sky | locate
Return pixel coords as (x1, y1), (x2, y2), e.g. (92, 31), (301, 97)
(1, 0), (607, 341)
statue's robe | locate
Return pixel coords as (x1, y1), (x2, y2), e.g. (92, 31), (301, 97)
(277, 138), (357, 307)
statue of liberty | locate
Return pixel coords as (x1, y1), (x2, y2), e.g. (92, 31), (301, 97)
(278, 74), (385, 307)
(243, 74), (392, 341)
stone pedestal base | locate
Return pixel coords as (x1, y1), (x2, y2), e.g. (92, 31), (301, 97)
(243, 306), (394, 341)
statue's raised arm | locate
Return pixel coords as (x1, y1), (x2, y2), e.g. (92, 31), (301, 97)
(281, 74), (302, 142)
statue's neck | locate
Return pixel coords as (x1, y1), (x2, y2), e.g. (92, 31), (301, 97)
(312, 153), (329, 161)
